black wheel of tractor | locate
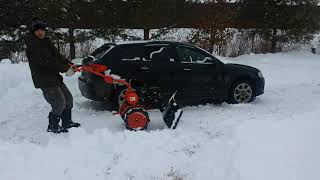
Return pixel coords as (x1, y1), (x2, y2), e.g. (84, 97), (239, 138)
(112, 86), (127, 111)
(228, 80), (255, 104)
(124, 108), (150, 131)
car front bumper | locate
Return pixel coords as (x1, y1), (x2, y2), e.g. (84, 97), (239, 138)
(255, 77), (265, 96)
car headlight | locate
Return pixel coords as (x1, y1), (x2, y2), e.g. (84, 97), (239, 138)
(258, 71), (263, 78)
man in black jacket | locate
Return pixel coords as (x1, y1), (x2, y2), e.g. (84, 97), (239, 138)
(26, 18), (80, 133)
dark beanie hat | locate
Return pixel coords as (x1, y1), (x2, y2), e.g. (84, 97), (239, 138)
(31, 17), (47, 33)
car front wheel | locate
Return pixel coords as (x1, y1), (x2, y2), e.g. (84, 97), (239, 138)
(228, 81), (255, 104)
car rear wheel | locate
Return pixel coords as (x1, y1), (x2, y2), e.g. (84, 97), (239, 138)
(112, 86), (126, 110)
(228, 81), (255, 104)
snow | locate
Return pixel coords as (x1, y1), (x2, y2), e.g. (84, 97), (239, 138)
(1, 50), (320, 180)
(0, 59), (12, 64)
(71, 58), (84, 64)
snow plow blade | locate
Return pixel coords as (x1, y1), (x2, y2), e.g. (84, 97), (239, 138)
(162, 92), (183, 129)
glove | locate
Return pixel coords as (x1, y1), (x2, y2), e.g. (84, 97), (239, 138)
(65, 67), (75, 77)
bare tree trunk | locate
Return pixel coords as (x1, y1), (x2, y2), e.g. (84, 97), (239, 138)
(271, 28), (277, 53)
(69, 27), (76, 60)
(251, 33), (255, 53)
(144, 28), (150, 40)
(57, 40), (60, 52)
(209, 28), (214, 54)
(111, 33), (116, 43)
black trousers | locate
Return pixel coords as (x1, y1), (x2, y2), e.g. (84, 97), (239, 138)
(41, 83), (73, 116)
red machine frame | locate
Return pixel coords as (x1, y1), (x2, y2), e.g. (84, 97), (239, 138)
(72, 63), (182, 130)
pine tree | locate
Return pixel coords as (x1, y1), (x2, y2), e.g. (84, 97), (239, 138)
(33, 0), (92, 59)
(188, 0), (235, 55)
(0, 0), (31, 61)
(238, 0), (319, 53)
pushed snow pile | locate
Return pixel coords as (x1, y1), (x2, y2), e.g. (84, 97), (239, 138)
(1, 51), (320, 180)
(0, 59), (11, 64)
(0, 63), (33, 101)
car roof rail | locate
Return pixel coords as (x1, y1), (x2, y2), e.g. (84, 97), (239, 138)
(144, 43), (170, 47)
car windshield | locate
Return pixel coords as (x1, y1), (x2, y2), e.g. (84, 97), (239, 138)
(195, 46), (224, 64)
(91, 44), (114, 59)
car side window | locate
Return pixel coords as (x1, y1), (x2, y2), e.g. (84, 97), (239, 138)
(176, 46), (214, 64)
(119, 46), (142, 61)
(142, 46), (172, 62)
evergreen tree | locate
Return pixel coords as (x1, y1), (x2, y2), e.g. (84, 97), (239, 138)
(238, 0), (319, 53)
(33, 0), (92, 59)
(0, 0), (31, 61)
(188, 0), (235, 55)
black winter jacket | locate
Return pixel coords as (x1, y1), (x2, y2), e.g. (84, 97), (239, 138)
(26, 36), (70, 88)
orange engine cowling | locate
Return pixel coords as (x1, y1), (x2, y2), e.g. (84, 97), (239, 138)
(118, 90), (149, 130)
(124, 90), (139, 105)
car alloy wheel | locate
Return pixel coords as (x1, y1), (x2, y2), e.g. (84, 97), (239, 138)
(233, 82), (253, 103)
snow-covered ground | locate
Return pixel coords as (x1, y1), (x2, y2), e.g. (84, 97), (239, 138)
(1, 50), (320, 180)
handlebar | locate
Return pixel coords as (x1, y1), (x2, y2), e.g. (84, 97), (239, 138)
(70, 64), (133, 91)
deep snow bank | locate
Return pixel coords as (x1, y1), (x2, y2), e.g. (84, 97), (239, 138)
(1, 51), (320, 180)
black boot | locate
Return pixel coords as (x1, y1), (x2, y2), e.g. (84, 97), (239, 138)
(61, 109), (81, 129)
(47, 112), (68, 133)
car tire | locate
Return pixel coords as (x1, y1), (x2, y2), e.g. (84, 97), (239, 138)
(228, 80), (255, 104)
(213, 99), (224, 105)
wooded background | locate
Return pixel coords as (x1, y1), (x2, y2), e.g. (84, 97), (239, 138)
(1, 0), (319, 62)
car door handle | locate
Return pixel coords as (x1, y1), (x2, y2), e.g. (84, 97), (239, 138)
(184, 68), (191, 71)
(141, 67), (150, 70)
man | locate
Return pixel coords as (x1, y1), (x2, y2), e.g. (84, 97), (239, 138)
(26, 17), (80, 133)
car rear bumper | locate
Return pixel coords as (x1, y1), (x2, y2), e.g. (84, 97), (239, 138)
(78, 75), (114, 101)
